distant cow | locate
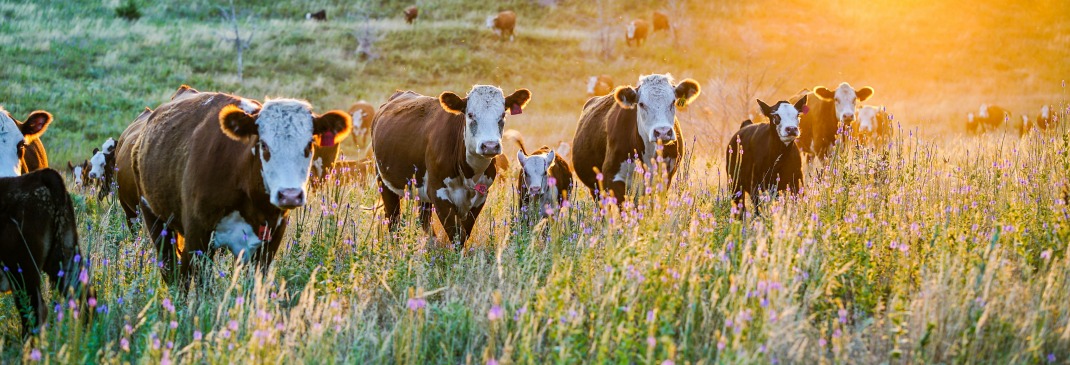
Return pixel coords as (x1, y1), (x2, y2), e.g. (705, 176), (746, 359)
(587, 75), (614, 97)
(1, 107), (52, 178)
(306, 9), (326, 21)
(1035, 104), (1058, 131)
(67, 159), (90, 186)
(626, 20), (650, 47)
(310, 101), (377, 183)
(404, 6), (419, 24)
(120, 86), (352, 285)
(652, 11), (671, 32)
(373, 86), (531, 245)
(1, 169), (94, 336)
(973, 104), (1010, 134)
(86, 138), (117, 199)
(505, 130), (573, 217)
(854, 105), (892, 145)
(726, 97), (807, 216)
(797, 82), (874, 160)
(572, 74), (700, 203)
(486, 10), (517, 41)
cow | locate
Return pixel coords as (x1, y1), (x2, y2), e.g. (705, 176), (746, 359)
(797, 82), (874, 160)
(1, 107), (52, 178)
(972, 104), (1010, 134)
(726, 97), (807, 216)
(626, 20), (650, 47)
(572, 74), (700, 204)
(1, 168), (94, 336)
(854, 105), (892, 146)
(486, 10), (517, 41)
(652, 11), (671, 32)
(505, 130), (573, 217)
(587, 75), (614, 97)
(404, 6), (419, 25)
(372, 86), (531, 245)
(120, 86), (352, 285)
(1035, 104), (1057, 131)
(115, 107), (152, 226)
(306, 9), (326, 21)
(966, 112), (979, 134)
(67, 159), (90, 186)
(310, 100), (377, 183)
(85, 138), (117, 199)
(1018, 115), (1032, 137)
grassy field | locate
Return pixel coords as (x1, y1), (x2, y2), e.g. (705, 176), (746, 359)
(2, 0), (1070, 363)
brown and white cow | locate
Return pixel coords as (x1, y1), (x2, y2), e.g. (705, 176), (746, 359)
(727, 98), (806, 216)
(68, 159), (90, 186)
(121, 87), (351, 285)
(572, 74), (700, 203)
(854, 105), (892, 146)
(652, 11), (671, 33)
(505, 130), (573, 217)
(373, 86), (530, 245)
(404, 6), (419, 24)
(486, 10), (517, 41)
(306, 9), (326, 21)
(85, 138), (117, 199)
(587, 75), (614, 97)
(971, 104), (1010, 134)
(797, 82), (874, 160)
(1035, 104), (1058, 131)
(1, 168), (94, 336)
(625, 19), (650, 47)
(310, 100), (377, 183)
(1, 107), (52, 178)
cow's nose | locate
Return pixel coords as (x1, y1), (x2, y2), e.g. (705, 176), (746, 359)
(480, 141), (501, 156)
(88, 171), (100, 179)
(842, 113), (855, 122)
(528, 186), (542, 194)
(276, 188), (305, 209)
(653, 127), (675, 141)
(785, 126), (799, 136)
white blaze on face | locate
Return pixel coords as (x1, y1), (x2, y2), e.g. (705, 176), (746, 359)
(212, 211), (262, 261)
(435, 174), (494, 214)
(634, 74), (679, 151)
(72, 165), (84, 185)
(771, 102), (802, 144)
(462, 86), (507, 159)
(0, 109), (23, 177)
(586, 76), (598, 94)
(832, 83), (862, 122)
(88, 151), (107, 179)
(1042, 105), (1050, 119)
(968, 112), (975, 123)
(858, 106), (879, 133)
(255, 99), (316, 207)
(486, 15), (501, 35)
(627, 22), (637, 39)
(518, 150), (555, 195)
(979, 104), (989, 119)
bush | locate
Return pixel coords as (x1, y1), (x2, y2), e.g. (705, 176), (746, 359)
(115, 0), (141, 21)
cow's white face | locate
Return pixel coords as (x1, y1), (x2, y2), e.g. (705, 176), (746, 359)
(485, 15), (500, 35)
(1042, 105), (1050, 119)
(586, 76), (598, 95)
(978, 104), (989, 119)
(627, 22), (638, 39)
(87, 138), (115, 180)
(758, 97), (806, 145)
(614, 74), (701, 149)
(517, 150), (555, 195)
(858, 106), (879, 133)
(212, 211), (262, 261)
(815, 82), (873, 124)
(220, 99), (353, 209)
(72, 165), (85, 185)
(440, 86), (531, 160)
(0, 108), (51, 178)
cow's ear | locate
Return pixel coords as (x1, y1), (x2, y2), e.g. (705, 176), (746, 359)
(504, 88), (532, 112)
(756, 99), (774, 117)
(439, 92), (467, 115)
(92, 148), (100, 156)
(674, 79), (701, 107)
(20, 111), (52, 141)
(813, 86), (835, 101)
(856, 87), (874, 102)
(546, 150), (556, 167)
(67, 161), (75, 171)
(219, 104), (259, 141)
(313, 110), (354, 146)
(613, 86), (638, 109)
(794, 95), (808, 112)
(516, 150), (527, 165)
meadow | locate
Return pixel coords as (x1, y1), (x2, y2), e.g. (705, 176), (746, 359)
(1, 0), (1069, 363)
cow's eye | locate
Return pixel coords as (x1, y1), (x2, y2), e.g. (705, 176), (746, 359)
(638, 102), (646, 109)
(260, 142), (272, 161)
(467, 113), (475, 119)
(16, 141), (25, 158)
(304, 142), (312, 158)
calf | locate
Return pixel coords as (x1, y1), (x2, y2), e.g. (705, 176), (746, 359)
(306, 9), (326, 21)
(1, 168), (94, 336)
(1035, 104), (1057, 131)
(797, 83), (874, 160)
(506, 130), (573, 217)
(373, 86), (530, 245)
(121, 86), (351, 285)
(572, 74), (700, 204)
(404, 6), (419, 24)
(854, 105), (892, 145)
(1, 107), (52, 177)
(726, 97), (807, 216)
(626, 20), (650, 47)
(652, 11), (671, 32)
(67, 159), (90, 186)
(486, 10), (517, 41)
(587, 75), (614, 97)
(973, 103), (1010, 133)
(87, 138), (117, 199)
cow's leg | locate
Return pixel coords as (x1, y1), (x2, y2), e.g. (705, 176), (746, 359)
(139, 204), (179, 285)
(15, 271), (45, 337)
(434, 204), (466, 248)
(418, 202), (434, 233)
(462, 204), (486, 241)
(179, 223), (213, 291)
(379, 177), (402, 231)
(257, 218), (288, 275)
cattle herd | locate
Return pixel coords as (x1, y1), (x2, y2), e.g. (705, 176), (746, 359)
(0, 7), (1064, 339)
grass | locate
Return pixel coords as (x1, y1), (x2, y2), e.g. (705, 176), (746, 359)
(1, 0), (1069, 363)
